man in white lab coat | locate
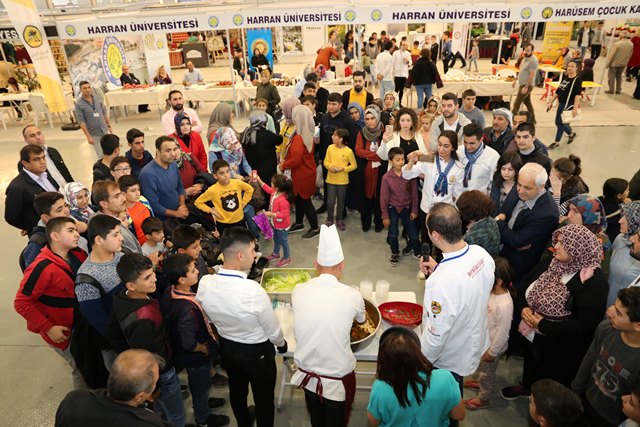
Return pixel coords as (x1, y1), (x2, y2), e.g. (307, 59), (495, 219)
(291, 224), (366, 427)
(419, 203), (495, 425)
(457, 123), (500, 194)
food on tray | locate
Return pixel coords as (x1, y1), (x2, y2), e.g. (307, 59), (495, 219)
(350, 314), (376, 342)
(263, 270), (312, 293)
(215, 80), (233, 86)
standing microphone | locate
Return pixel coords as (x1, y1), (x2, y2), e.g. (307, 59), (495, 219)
(421, 242), (431, 262)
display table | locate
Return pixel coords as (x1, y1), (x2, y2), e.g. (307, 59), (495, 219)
(275, 291), (418, 409)
(547, 80), (603, 107)
(435, 79), (517, 97)
(104, 85), (171, 120)
(540, 65), (565, 82)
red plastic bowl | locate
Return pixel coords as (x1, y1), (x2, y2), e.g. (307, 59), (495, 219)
(379, 301), (423, 327)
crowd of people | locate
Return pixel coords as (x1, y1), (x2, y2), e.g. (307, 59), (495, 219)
(5, 23), (640, 427)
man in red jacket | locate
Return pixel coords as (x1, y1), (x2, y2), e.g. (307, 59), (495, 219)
(14, 217), (88, 389)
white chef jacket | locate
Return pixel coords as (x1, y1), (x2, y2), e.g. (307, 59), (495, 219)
(456, 144), (500, 194)
(392, 50), (411, 77)
(421, 244), (495, 376)
(402, 158), (465, 213)
(196, 268), (285, 346)
(291, 274), (366, 401)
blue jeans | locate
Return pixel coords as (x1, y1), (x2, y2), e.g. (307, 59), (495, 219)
(379, 79), (394, 99)
(273, 228), (290, 259)
(415, 84), (433, 109)
(554, 102), (573, 142)
(387, 206), (420, 255)
(155, 367), (186, 427)
(186, 363), (212, 424)
(467, 57), (478, 71)
(244, 204), (260, 239)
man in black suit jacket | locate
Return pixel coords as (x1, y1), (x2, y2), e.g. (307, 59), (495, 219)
(6, 145), (60, 236)
(19, 125), (74, 185)
(120, 65), (149, 112)
(496, 162), (559, 284)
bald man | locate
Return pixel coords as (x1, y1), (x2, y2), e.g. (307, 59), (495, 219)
(55, 349), (172, 426)
(19, 125), (74, 186)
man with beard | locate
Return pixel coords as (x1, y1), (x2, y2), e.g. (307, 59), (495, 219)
(342, 71), (373, 110)
(429, 92), (471, 152)
(161, 90), (203, 135)
(511, 43), (539, 124)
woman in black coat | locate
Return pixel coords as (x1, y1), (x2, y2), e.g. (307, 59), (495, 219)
(501, 224), (609, 399)
(241, 110), (283, 183)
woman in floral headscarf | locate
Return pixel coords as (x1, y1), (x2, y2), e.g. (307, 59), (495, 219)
(209, 127), (251, 178)
(241, 110), (283, 183)
(61, 182), (95, 224)
(169, 111), (208, 169)
(501, 224), (608, 399)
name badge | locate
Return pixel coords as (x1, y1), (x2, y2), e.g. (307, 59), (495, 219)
(93, 112), (100, 118)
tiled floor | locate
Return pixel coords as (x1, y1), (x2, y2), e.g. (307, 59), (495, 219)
(0, 53), (639, 426)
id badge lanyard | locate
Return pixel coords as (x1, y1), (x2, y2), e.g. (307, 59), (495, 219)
(433, 245), (469, 271)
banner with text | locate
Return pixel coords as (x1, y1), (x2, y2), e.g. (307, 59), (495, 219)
(542, 21), (574, 63)
(6, 0), (67, 113)
(57, 1), (640, 39)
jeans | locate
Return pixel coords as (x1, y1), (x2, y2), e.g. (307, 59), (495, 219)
(580, 46), (589, 58)
(608, 66), (625, 92)
(186, 363), (212, 424)
(379, 79), (394, 99)
(467, 57), (478, 72)
(219, 338), (276, 427)
(394, 77), (407, 105)
(244, 204), (260, 239)
(273, 228), (290, 259)
(415, 84), (433, 109)
(326, 184), (347, 222)
(511, 85), (536, 123)
(155, 367), (186, 427)
(304, 388), (346, 427)
(294, 195), (319, 230)
(387, 206), (420, 255)
(554, 102), (573, 142)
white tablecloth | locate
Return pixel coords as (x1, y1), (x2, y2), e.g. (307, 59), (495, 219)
(104, 85), (171, 108)
(182, 83), (353, 104)
(435, 80), (516, 97)
(278, 291), (417, 362)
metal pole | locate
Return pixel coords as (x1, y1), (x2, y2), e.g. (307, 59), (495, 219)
(599, 26), (617, 85)
(466, 24), (472, 66)
(226, 29), (238, 116)
(496, 23), (503, 65)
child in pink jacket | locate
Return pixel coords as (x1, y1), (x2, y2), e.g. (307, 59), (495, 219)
(257, 173), (293, 267)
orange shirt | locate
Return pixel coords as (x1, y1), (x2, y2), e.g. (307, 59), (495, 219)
(128, 202), (152, 244)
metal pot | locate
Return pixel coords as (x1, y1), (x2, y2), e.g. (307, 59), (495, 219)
(350, 298), (381, 352)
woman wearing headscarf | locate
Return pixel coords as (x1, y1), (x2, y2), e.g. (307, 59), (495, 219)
(607, 202), (640, 306)
(281, 105), (319, 239)
(207, 103), (235, 151)
(169, 112), (208, 170)
(241, 110), (283, 183)
(277, 97), (301, 164)
(61, 182), (96, 224)
(346, 102), (365, 211)
(380, 91), (398, 127)
(501, 224), (608, 399)
(355, 105), (384, 232)
(347, 102), (365, 130)
(209, 127), (251, 178)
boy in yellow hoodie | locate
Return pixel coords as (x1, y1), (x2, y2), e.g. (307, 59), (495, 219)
(323, 128), (356, 230)
(194, 159), (253, 236)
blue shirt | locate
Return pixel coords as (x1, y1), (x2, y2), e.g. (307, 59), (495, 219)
(139, 160), (185, 220)
(74, 95), (108, 137)
(367, 370), (460, 427)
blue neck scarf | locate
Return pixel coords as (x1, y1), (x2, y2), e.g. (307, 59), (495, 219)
(463, 143), (484, 188)
(434, 157), (455, 196)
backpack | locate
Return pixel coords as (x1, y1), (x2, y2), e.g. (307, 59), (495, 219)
(19, 232), (48, 273)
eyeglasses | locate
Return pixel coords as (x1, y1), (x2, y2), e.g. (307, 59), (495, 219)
(113, 166), (132, 172)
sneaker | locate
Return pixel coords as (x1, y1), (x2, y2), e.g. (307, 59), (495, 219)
(211, 372), (229, 387)
(548, 142), (560, 150)
(412, 252), (421, 260)
(276, 258), (292, 267)
(390, 254), (399, 267)
(208, 397), (226, 409)
(196, 414), (230, 427)
(336, 221), (346, 231)
(501, 384), (530, 400)
(302, 229), (320, 239)
(402, 244), (413, 256)
(266, 253), (280, 262)
(316, 204), (327, 214)
(324, 220), (333, 227)
(288, 224), (304, 233)
(568, 132), (577, 144)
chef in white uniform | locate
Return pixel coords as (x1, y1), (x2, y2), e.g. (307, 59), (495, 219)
(457, 123), (500, 194)
(419, 202), (495, 425)
(291, 224), (366, 427)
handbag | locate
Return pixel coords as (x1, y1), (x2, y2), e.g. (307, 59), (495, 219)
(561, 78), (581, 124)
